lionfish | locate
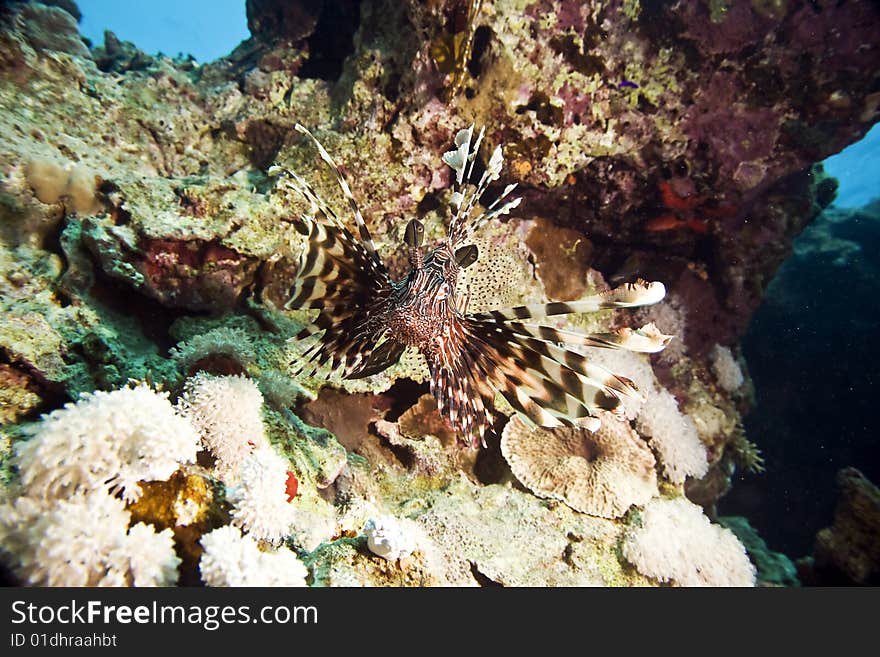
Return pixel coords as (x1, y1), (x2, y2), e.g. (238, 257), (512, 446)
(271, 124), (671, 447)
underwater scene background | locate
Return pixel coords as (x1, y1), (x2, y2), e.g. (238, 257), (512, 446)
(0, 0), (878, 587)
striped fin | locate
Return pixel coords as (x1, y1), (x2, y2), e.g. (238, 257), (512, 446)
(268, 165), (340, 227)
(346, 336), (406, 379)
(499, 321), (673, 354)
(464, 318), (635, 428)
(460, 184), (521, 242)
(440, 125), (522, 247)
(293, 124), (380, 264)
(470, 280), (667, 323)
(427, 318), (496, 447)
(283, 208), (392, 381)
(291, 310), (389, 381)
(284, 216), (388, 311)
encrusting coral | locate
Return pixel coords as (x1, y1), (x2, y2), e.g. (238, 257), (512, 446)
(501, 413), (658, 519)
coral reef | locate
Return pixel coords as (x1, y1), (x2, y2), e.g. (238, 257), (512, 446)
(0, 0), (876, 587)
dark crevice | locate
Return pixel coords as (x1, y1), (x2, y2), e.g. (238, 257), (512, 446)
(382, 377), (429, 422)
(298, 1), (362, 81)
(86, 264), (191, 354)
(41, 211), (68, 259)
(467, 26), (493, 78)
(473, 422), (510, 485)
(374, 426), (416, 469)
(469, 562), (503, 587)
(417, 191), (442, 215)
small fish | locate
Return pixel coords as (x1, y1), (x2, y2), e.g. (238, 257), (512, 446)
(273, 125), (671, 447)
(658, 180), (704, 212)
(619, 80), (639, 89)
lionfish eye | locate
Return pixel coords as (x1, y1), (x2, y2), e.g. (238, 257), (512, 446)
(404, 219), (424, 248)
(454, 244), (478, 268)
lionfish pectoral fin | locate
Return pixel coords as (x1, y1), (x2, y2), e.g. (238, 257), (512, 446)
(471, 280), (667, 323)
(345, 338), (406, 379)
(463, 313), (652, 430)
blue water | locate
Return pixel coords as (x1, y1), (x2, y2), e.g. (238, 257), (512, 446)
(823, 123), (880, 208)
(77, 0), (248, 63)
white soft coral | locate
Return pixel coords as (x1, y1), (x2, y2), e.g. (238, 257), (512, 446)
(227, 446), (296, 543)
(621, 497), (756, 587)
(0, 491), (180, 586)
(178, 373), (269, 481)
(15, 383), (200, 502)
(199, 525), (308, 587)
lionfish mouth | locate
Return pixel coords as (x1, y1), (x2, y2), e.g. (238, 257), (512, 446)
(271, 124), (672, 447)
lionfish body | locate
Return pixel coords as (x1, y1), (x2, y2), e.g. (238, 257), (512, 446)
(274, 124), (672, 447)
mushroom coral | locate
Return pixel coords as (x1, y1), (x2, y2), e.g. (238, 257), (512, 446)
(500, 413), (658, 518)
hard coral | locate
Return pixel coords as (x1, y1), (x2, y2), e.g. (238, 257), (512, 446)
(25, 157), (101, 215)
(500, 413), (658, 519)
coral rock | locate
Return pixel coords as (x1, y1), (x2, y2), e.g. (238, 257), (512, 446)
(801, 468), (880, 585)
